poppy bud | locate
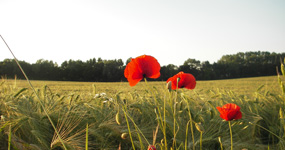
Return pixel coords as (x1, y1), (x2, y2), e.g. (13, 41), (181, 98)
(121, 133), (128, 139)
(195, 122), (205, 133)
(218, 136), (222, 143)
(160, 139), (164, 146)
(116, 112), (121, 125)
(0, 115), (5, 121)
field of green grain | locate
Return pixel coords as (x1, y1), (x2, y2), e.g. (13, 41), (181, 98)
(0, 75), (284, 150)
(4, 75), (280, 96)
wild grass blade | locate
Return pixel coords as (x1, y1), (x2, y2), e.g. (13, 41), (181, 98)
(123, 107), (136, 150)
(0, 122), (10, 133)
(0, 34), (67, 150)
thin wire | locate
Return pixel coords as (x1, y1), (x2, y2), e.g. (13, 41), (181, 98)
(0, 34), (67, 150)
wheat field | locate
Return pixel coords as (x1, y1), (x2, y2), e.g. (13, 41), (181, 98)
(0, 75), (284, 150)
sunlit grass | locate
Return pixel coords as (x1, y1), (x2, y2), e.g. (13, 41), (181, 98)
(3, 75), (280, 96)
(0, 75), (284, 149)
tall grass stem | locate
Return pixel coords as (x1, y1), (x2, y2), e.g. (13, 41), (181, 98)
(172, 78), (179, 148)
(164, 94), (167, 150)
(183, 96), (195, 150)
(122, 107), (151, 146)
(123, 107), (136, 150)
(144, 78), (164, 148)
(1, 35), (67, 150)
(185, 121), (190, 150)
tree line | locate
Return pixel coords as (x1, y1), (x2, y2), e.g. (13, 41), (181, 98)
(0, 51), (284, 81)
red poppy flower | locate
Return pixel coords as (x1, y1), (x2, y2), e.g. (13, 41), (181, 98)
(166, 71), (196, 90)
(124, 55), (160, 86)
(216, 103), (242, 121)
(148, 145), (156, 150)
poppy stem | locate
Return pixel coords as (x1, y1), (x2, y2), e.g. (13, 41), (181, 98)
(144, 77), (164, 148)
(172, 77), (180, 148)
(143, 78), (151, 96)
(229, 121), (233, 150)
(123, 106), (151, 146)
(172, 82), (178, 148)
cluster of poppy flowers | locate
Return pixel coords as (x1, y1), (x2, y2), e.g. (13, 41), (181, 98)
(124, 54), (196, 89)
(124, 55), (242, 150)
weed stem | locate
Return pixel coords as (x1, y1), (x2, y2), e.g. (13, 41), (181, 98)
(1, 35), (67, 150)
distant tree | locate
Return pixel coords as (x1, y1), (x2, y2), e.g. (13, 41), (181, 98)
(179, 58), (201, 79)
(60, 59), (84, 81)
(1, 51), (284, 81)
(216, 51), (285, 78)
(200, 61), (216, 80)
(0, 59), (31, 79)
(103, 59), (124, 81)
(126, 57), (132, 65)
(83, 58), (97, 81)
(160, 64), (178, 81)
(32, 59), (59, 80)
(93, 58), (104, 81)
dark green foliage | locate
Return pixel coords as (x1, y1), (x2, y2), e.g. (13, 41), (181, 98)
(1, 51), (284, 81)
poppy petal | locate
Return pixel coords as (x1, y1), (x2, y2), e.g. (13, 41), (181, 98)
(216, 103), (242, 121)
(216, 106), (223, 113)
(226, 110), (240, 121)
(124, 55), (160, 86)
(166, 72), (196, 90)
(167, 76), (178, 90)
(180, 73), (196, 89)
(223, 103), (240, 111)
(138, 55), (160, 78)
(234, 111), (242, 120)
(124, 59), (143, 86)
(127, 78), (143, 87)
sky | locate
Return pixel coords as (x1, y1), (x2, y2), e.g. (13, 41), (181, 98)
(0, 0), (284, 66)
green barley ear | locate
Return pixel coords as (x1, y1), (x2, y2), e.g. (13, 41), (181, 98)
(277, 59), (285, 95)
(281, 58), (285, 77)
(13, 88), (28, 98)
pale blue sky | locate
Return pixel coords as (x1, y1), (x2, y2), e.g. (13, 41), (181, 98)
(0, 0), (284, 66)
